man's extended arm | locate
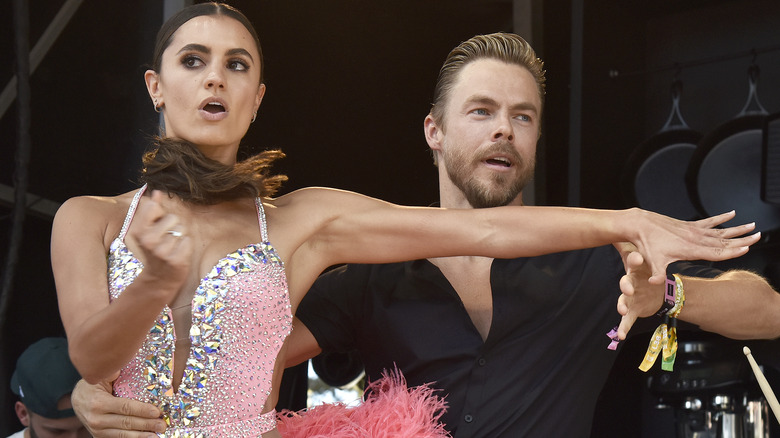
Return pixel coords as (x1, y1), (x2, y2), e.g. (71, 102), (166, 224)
(616, 250), (780, 340)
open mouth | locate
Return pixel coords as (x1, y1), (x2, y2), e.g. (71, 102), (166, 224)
(485, 157), (512, 167)
(203, 102), (225, 114)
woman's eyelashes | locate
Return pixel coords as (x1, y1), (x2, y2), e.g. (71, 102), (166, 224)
(179, 54), (249, 72)
(227, 59), (249, 72)
(181, 54), (204, 68)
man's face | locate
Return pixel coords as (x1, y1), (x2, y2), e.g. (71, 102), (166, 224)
(16, 395), (90, 438)
(28, 413), (90, 438)
(433, 59), (540, 208)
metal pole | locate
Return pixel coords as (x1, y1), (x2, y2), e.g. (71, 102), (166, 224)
(568, 0), (583, 206)
(1, 0), (32, 432)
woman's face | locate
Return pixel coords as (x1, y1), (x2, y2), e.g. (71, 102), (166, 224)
(146, 15), (265, 162)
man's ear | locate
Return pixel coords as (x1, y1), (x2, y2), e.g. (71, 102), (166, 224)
(424, 114), (444, 153)
(15, 401), (31, 427)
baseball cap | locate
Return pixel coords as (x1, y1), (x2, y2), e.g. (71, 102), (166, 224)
(10, 337), (81, 419)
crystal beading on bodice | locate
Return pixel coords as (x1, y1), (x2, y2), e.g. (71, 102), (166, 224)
(107, 187), (292, 437)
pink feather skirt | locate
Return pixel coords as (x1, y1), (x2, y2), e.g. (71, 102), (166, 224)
(277, 369), (451, 438)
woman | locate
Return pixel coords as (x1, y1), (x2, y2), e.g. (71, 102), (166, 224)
(52, 3), (756, 437)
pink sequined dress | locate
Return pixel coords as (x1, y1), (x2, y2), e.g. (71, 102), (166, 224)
(108, 185), (292, 437)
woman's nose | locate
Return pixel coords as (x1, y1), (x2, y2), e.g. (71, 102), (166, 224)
(205, 69), (225, 89)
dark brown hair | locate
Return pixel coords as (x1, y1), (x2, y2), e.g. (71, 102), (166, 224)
(142, 137), (287, 203)
(143, 2), (285, 203)
(152, 2), (264, 83)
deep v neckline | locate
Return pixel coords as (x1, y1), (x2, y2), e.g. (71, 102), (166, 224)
(109, 239), (269, 390)
(108, 186), (292, 433)
(108, 184), (280, 392)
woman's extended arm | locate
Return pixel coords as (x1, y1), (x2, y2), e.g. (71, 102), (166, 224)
(276, 188), (757, 300)
(53, 191), (192, 383)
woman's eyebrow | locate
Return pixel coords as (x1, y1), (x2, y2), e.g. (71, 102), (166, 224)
(226, 48), (254, 63)
(175, 44), (254, 64)
(176, 43), (209, 55)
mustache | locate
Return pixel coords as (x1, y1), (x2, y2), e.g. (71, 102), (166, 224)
(476, 141), (524, 165)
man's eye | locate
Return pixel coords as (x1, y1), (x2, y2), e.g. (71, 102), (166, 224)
(472, 108), (488, 116)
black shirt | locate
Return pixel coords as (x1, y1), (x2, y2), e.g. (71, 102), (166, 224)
(298, 246), (627, 437)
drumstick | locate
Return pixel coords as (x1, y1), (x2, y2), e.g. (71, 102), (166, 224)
(743, 346), (780, 425)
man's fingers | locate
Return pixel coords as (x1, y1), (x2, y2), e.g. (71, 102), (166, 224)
(644, 257), (667, 285)
(617, 293), (629, 315)
(116, 397), (162, 419)
(626, 251), (643, 272)
(71, 378), (164, 437)
(619, 275), (634, 297)
(618, 313), (638, 340)
(87, 411), (165, 437)
(97, 428), (160, 438)
(117, 413), (166, 434)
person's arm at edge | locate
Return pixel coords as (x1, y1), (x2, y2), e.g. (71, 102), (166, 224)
(71, 379), (165, 438)
(284, 318), (322, 367)
(616, 249), (780, 340)
(675, 270), (780, 339)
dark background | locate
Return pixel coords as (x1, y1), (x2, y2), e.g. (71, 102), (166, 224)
(3, 0), (780, 435)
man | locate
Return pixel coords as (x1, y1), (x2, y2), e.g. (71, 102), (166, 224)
(8, 337), (90, 438)
(71, 33), (780, 437)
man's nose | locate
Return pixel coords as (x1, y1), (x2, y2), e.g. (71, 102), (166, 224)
(492, 115), (514, 142)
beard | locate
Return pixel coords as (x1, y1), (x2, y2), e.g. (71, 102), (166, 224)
(442, 140), (535, 208)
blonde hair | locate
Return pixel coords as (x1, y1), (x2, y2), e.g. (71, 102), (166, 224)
(430, 32), (546, 128)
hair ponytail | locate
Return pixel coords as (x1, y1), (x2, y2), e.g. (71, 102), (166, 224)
(141, 137), (287, 204)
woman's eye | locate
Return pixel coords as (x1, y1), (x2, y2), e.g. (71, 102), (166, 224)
(182, 55), (203, 68)
(228, 60), (249, 71)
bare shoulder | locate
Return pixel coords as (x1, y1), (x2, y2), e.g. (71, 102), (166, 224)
(270, 186), (348, 205)
(53, 190), (140, 247)
(56, 191), (134, 222)
(268, 186), (387, 213)
(261, 187), (384, 259)
(263, 187), (347, 234)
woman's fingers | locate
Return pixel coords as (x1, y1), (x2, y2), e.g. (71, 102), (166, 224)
(694, 210), (736, 228)
(692, 232), (758, 261)
(708, 222), (756, 239)
(637, 210), (757, 284)
(127, 190), (192, 290)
